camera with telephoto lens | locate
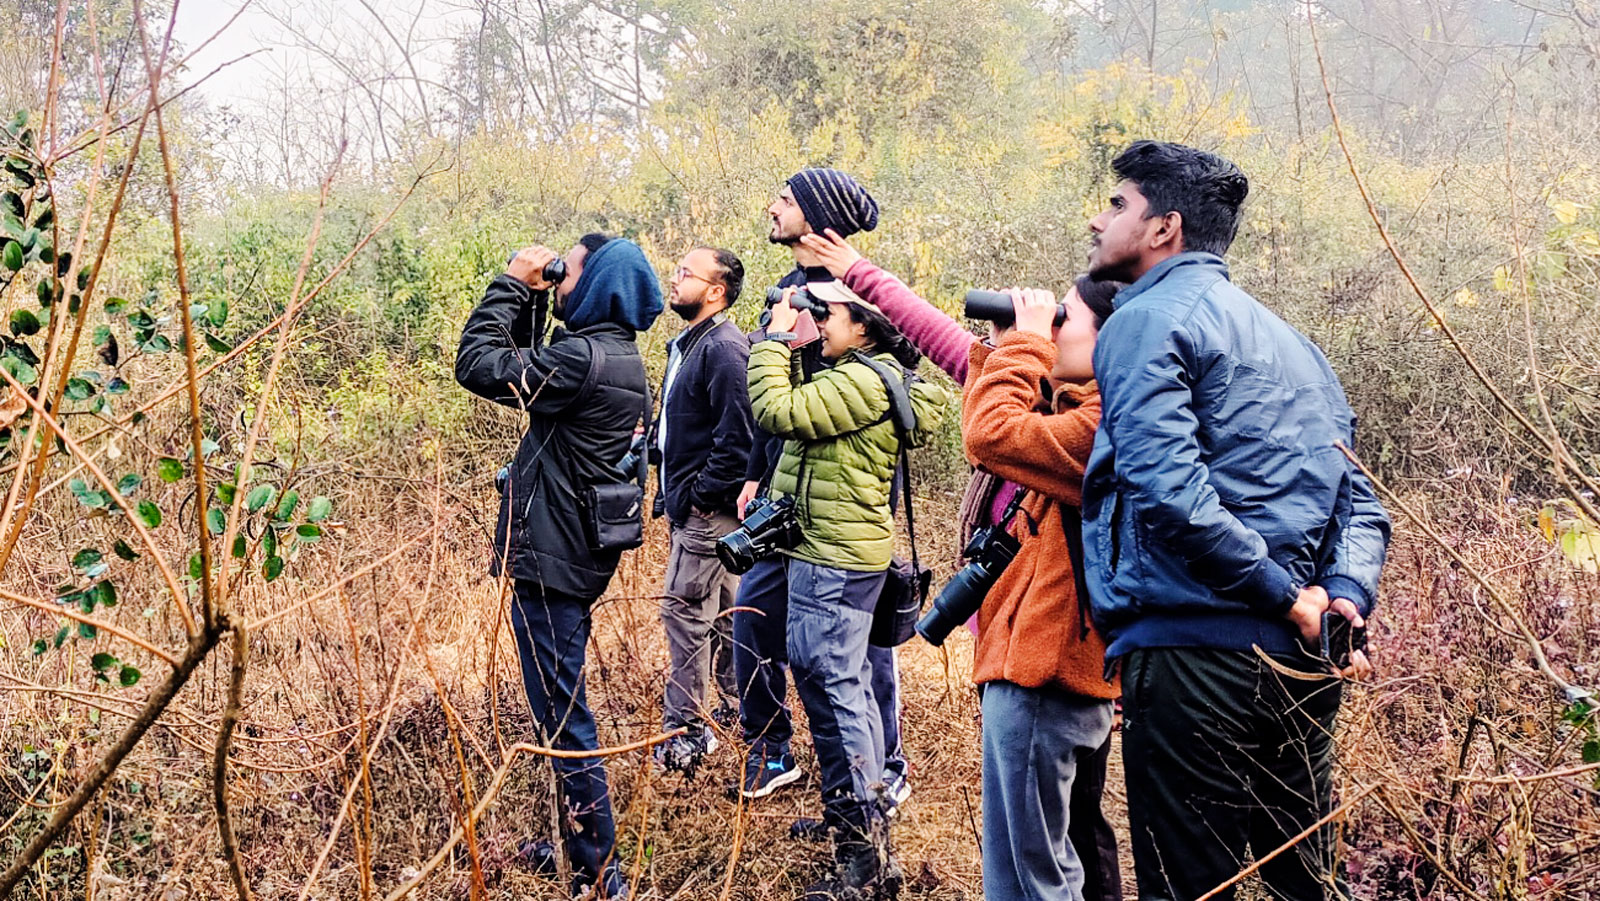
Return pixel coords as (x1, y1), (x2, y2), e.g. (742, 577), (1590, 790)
(758, 286), (830, 328)
(963, 289), (1067, 328)
(505, 251), (568, 286)
(615, 431), (651, 478)
(915, 522), (1021, 646)
(715, 494), (802, 575)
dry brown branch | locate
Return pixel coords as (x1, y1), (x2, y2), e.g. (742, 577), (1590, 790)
(0, 586), (179, 668)
(246, 525), (436, 631)
(213, 624), (255, 901)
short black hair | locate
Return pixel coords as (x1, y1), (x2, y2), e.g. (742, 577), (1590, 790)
(845, 303), (922, 370)
(577, 232), (613, 256)
(1111, 141), (1249, 257)
(699, 246), (744, 305)
(1074, 274), (1123, 329)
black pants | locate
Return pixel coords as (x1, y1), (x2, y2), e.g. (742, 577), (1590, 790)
(509, 581), (619, 892)
(1121, 648), (1345, 901)
(1073, 733), (1123, 901)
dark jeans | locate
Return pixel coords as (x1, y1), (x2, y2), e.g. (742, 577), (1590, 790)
(732, 556), (905, 772)
(1121, 647), (1346, 901)
(510, 581), (618, 890)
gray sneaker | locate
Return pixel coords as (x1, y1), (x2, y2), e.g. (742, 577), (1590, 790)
(653, 727), (719, 775)
(881, 764), (911, 816)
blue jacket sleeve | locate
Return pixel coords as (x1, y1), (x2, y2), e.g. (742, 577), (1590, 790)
(455, 274), (589, 414)
(1097, 304), (1301, 615)
(1317, 461), (1390, 616)
(688, 338), (755, 511)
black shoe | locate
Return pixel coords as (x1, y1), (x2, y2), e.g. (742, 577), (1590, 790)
(801, 835), (901, 900)
(711, 701), (740, 730)
(790, 816), (830, 842)
(513, 838), (558, 876)
(743, 748), (803, 799)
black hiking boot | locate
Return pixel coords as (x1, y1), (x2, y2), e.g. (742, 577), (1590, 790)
(800, 822), (901, 900)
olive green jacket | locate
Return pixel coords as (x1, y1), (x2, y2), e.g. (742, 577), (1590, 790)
(747, 340), (952, 571)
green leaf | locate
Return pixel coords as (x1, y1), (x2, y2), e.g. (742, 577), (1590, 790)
(8, 309), (38, 336)
(71, 548), (103, 570)
(19, 227), (38, 251)
(0, 191), (20, 218)
(112, 539), (139, 561)
(188, 554), (202, 580)
(91, 324), (110, 345)
(74, 488), (108, 510)
(246, 484), (275, 513)
(1, 211), (20, 236)
(54, 625), (70, 648)
(263, 556), (284, 582)
(204, 332), (231, 354)
(139, 334), (171, 354)
(106, 377), (128, 396)
(157, 458), (183, 482)
(63, 377), (93, 401)
(103, 297), (128, 315)
(231, 534), (247, 558)
(91, 652), (117, 671)
(3, 239), (21, 271)
(36, 277), (54, 305)
(33, 205), (52, 230)
(296, 523), (322, 540)
(262, 527), (277, 559)
(206, 508), (225, 535)
(77, 622), (96, 639)
(135, 500), (161, 529)
(1584, 740), (1600, 765)
(208, 300), (229, 327)
(216, 482), (236, 505)
(200, 438), (220, 458)
(94, 581), (116, 608)
(1, 354), (36, 386)
(118, 665), (141, 687)
(116, 473), (141, 495)
(275, 489), (300, 521)
(306, 496), (333, 523)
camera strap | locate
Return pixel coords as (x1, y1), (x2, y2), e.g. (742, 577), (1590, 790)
(1059, 501), (1093, 640)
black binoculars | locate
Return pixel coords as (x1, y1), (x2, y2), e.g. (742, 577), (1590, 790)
(759, 286), (830, 328)
(963, 289), (1067, 328)
(505, 251), (568, 286)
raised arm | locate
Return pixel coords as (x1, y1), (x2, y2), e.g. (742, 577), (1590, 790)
(747, 340), (889, 441)
(455, 275), (589, 413)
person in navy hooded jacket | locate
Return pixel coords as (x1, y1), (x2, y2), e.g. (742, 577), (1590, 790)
(1080, 142), (1390, 901)
(456, 234), (661, 900)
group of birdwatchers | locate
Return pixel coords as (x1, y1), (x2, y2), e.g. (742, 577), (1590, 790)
(454, 140), (1391, 901)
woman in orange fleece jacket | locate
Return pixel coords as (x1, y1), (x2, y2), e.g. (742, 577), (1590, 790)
(962, 282), (1120, 901)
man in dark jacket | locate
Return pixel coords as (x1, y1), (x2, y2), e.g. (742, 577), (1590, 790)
(732, 170), (915, 820)
(1081, 141), (1390, 901)
(653, 245), (754, 772)
(455, 233), (661, 900)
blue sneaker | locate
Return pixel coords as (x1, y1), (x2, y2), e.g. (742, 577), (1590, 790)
(741, 748), (802, 799)
(881, 763), (911, 816)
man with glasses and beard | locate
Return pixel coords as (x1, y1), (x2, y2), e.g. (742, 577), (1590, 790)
(651, 246), (755, 773)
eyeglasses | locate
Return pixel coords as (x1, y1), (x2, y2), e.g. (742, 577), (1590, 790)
(672, 267), (716, 286)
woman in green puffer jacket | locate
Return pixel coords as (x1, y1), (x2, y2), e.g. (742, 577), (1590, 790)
(748, 278), (951, 900)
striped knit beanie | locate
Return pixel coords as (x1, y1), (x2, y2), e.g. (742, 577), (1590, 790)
(786, 168), (880, 238)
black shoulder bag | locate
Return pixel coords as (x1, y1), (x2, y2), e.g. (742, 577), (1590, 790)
(857, 355), (933, 648)
(573, 337), (652, 553)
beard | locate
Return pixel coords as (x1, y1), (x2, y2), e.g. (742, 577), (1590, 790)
(768, 218), (806, 246)
(670, 298), (703, 321)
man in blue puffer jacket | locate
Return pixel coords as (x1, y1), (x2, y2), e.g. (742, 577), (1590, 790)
(1081, 141), (1390, 901)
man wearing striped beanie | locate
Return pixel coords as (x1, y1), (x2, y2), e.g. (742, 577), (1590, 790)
(768, 167), (881, 245)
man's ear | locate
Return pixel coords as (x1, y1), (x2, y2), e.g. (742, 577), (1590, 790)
(1149, 211), (1184, 254)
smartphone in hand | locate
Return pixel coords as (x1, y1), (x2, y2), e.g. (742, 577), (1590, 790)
(790, 309), (821, 348)
(1321, 610), (1368, 670)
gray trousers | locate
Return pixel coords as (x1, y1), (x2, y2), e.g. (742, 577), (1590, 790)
(981, 680), (1114, 901)
(661, 510), (740, 731)
(786, 558), (889, 831)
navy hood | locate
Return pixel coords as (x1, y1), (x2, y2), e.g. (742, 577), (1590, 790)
(558, 239), (663, 333)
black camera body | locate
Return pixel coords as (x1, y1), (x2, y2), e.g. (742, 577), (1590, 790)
(758, 286), (831, 328)
(963, 289), (1066, 328)
(915, 522), (1021, 646)
(716, 494), (802, 574)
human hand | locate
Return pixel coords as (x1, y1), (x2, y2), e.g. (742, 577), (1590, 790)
(767, 288), (801, 333)
(988, 290), (1016, 343)
(1285, 584), (1331, 645)
(1327, 597), (1374, 680)
(508, 245), (558, 289)
(1010, 287), (1058, 338)
(736, 481), (760, 520)
(798, 229), (863, 278)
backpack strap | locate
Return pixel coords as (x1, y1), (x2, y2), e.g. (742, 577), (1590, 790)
(562, 335), (652, 490)
(855, 353), (924, 572)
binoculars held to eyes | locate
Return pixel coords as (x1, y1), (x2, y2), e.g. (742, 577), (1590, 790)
(506, 251), (568, 286)
(963, 289), (1067, 328)
(759, 286), (830, 328)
